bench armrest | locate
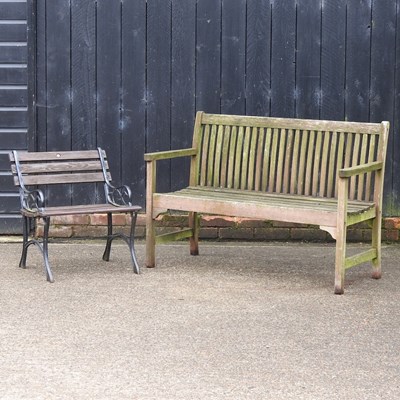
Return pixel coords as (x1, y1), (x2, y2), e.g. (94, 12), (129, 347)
(105, 183), (133, 206)
(144, 148), (197, 162)
(19, 187), (45, 213)
(338, 161), (383, 178)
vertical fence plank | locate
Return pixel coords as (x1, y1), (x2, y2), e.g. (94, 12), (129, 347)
(121, 0), (146, 206)
(370, 0), (396, 213)
(97, 0), (121, 185)
(320, 0), (345, 120)
(221, 0), (246, 114)
(46, 0), (71, 205)
(345, 0), (371, 122)
(296, 0), (321, 119)
(171, 0), (196, 191)
(196, 0), (221, 113)
(271, 0), (296, 117)
(393, 0), (400, 212)
(71, 0), (96, 204)
(36, 0), (47, 152)
(147, 0), (171, 193)
(246, 0), (271, 116)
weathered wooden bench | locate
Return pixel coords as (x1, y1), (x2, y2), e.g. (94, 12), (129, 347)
(9, 148), (141, 282)
(145, 112), (389, 294)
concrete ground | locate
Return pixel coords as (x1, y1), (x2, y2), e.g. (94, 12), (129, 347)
(0, 239), (399, 400)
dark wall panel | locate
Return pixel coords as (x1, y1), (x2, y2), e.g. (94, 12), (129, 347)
(320, 0), (346, 120)
(296, 0), (321, 119)
(97, 1), (122, 185)
(196, 0), (221, 113)
(270, 0), (296, 117)
(0, 2), (26, 19)
(0, 66), (27, 85)
(393, 0), (400, 214)
(0, 1), (28, 234)
(246, 0), (271, 116)
(171, 0), (196, 191)
(221, 0), (246, 115)
(0, 23), (26, 42)
(370, 0), (397, 214)
(23, 0), (400, 216)
(0, 87), (27, 106)
(0, 44), (27, 63)
(147, 0), (172, 193)
(45, 0), (71, 206)
(121, 0), (146, 205)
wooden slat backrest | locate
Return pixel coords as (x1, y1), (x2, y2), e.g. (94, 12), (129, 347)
(193, 113), (388, 201)
(9, 149), (111, 187)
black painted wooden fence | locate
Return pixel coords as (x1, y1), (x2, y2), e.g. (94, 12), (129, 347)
(31, 0), (400, 214)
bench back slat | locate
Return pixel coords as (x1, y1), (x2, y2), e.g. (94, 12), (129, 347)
(193, 113), (389, 202)
(9, 148), (112, 187)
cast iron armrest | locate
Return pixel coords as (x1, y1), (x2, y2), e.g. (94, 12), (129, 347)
(338, 161), (383, 178)
(105, 183), (133, 206)
(20, 187), (45, 213)
(144, 148), (197, 162)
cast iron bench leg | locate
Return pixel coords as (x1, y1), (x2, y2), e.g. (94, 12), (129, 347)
(19, 215), (29, 269)
(102, 211), (140, 274)
(19, 215), (54, 283)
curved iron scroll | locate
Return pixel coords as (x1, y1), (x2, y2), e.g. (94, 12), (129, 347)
(20, 188), (45, 213)
(105, 183), (132, 207)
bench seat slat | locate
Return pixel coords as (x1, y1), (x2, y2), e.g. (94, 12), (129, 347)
(179, 186), (374, 213)
(22, 203), (141, 217)
(153, 187), (374, 227)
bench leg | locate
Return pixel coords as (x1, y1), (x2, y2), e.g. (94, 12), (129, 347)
(102, 212), (140, 274)
(371, 217), (382, 279)
(18, 215), (54, 282)
(189, 212), (199, 256)
(146, 212), (156, 268)
(102, 212), (113, 262)
(334, 225), (346, 295)
(42, 217), (54, 283)
(19, 215), (30, 269)
(128, 211), (140, 274)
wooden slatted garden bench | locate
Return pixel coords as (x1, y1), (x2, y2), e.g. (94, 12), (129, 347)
(9, 148), (141, 282)
(145, 112), (389, 294)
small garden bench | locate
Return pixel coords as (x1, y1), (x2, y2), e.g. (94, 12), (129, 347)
(145, 112), (389, 294)
(9, 148), (141, 282)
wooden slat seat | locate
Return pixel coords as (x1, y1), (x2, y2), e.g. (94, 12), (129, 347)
(9, 148), (141, 282)
(153, 187), (375, 227)
(22, 203), (141, 218)
(145, 112), (390, 294)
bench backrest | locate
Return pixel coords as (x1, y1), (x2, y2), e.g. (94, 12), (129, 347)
(9, 148), (112, 188)
(191, 112), (389, 202)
